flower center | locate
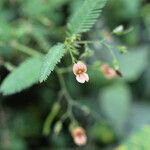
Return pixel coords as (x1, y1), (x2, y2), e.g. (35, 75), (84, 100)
(75, 131), (84, 138)
(77, 69), (84, 75)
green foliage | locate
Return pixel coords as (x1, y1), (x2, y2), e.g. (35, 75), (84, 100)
(39, 43), (65, 82)
(0, 19), (13, 42)
(118, 47), (149, 81)
(90, 122), (115, 144)
(11, 109), (41, 137)
(47, 0), (69, 10)
(129, 102), (150, 130)
(88, 66), (111, 88)
(21, 0), (68, 17)
(69, 0), (84, 16)
(141, 4), (150, 34)
(0, 57), (43, 95)
(116, 126), (150, 150)
(105, 0), (141, 23)
(0, 0), (149, 149)
(21, 0), (48, 17)
(99, 83), (131, 137)
(0, 130), (27, 150)
(68, 0), (107, 35)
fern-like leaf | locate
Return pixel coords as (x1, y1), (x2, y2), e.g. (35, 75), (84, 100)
(39, 43), (65, 82)
(0, 57), (43, 95)
(67, 0), (107, 35)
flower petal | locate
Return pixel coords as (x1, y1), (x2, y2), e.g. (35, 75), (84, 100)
(76, 73), (89, 83)
(73, 63), (79, 75)
(77, 61), (87, 72)
(76, 75), (86, 83)
(106, 68), (116, 79)
(101, 64), (116, 79)
(74, 135), (87, 146)
(101, 64), (109, 74)
(71, 127), (87, 146)
(83, 73), (89, 82)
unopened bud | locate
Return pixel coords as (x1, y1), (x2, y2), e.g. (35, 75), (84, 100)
(71, 126), (87, 146)
(113, 25), (124, 35)
(54, 121), (62, 135)
(118, 46), (127, 54)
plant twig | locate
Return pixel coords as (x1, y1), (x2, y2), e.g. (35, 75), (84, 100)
(56, 69), (77, 123)
(10, 41), (43, 57)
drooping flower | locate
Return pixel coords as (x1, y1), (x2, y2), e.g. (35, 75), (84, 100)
(101, 64), (117, 79)
(73, 61), (89, 83)
(71, 127), (87, 146)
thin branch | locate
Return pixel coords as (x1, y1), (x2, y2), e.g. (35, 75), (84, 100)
(10, 41), (43, 57)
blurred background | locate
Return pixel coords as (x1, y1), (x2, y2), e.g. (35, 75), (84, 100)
(0, 0), (150, 149)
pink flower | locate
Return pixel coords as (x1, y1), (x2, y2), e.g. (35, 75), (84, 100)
(73, 61), (89, 83)
(71, 127), (87, 146)
(101, 64), (116, 79)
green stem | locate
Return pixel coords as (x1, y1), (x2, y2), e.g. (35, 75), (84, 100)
(56, 68), (103, 122)
(0, 59), (16, 71)
(32, 32), (50, 52)
(3, 62), (16, 71)
(75, 39), (105, 44)
(60, 112), (69, 122)
(43, 102), (60, 136)
(68, 47), (76, 64)
(76, 39), (117, 61)
(10, 41), (42, 57)
(58, 67), (72, 73)
(102, 42), (117, 60)
(56, 69), (77, 123)
(37, 15), (52, 27)
(75, 40), (99, 44)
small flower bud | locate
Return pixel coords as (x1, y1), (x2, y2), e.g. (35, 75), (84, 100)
(54, 121), (62, 135)
(113, 25), (124, 35)
(118, 46), (127, 54)
(71, 127), (87, 146)
(101, 64), (117, 79)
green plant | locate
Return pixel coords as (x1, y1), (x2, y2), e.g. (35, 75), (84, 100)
(0, 0), (133, 146)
